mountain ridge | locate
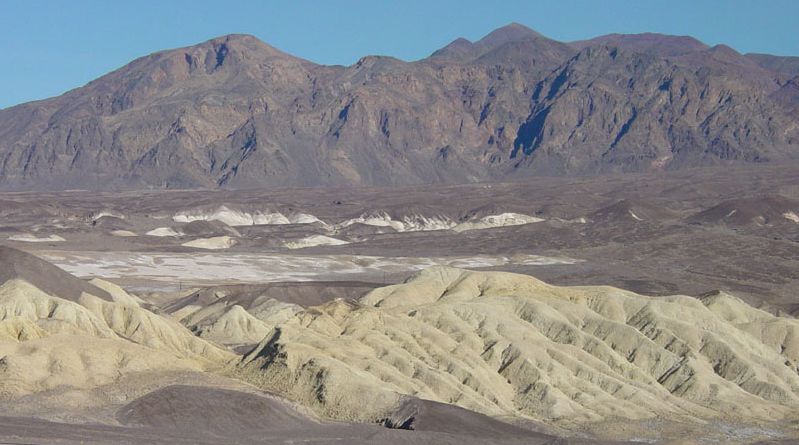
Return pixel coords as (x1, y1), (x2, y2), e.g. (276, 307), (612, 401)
(0, 24), (797, 190)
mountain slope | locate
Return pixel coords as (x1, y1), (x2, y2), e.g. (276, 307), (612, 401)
(571, 33), (709, 56)
(0, 25), (797, 189)
(746, 53), (799, 77)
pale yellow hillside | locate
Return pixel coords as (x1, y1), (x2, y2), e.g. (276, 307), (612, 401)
(238, 267), (799, 427)
(174, 297), (302, 346)
(0, 334), (199, 398)
(0, 249), (234, 399)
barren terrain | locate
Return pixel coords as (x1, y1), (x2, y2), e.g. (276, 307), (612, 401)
(0, 163), (796, 444)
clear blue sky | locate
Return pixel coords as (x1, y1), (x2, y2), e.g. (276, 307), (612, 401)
(2, 0), (798, 109)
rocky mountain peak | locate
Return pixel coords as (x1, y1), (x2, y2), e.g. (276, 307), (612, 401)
(0, 24), (796, 190)
(430, 23), (552, 62)
(476, 22), (544, 47)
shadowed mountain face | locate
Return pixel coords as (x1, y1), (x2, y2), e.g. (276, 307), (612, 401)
(0, 24), (797, 189)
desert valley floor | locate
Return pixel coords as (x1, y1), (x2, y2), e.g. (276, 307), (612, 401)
(0, 163), (798, 444)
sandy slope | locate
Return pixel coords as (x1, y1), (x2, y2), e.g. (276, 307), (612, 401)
(237, 267), (799, 428)
(283, 235), (349, 249)
(0, 247), (233, 399)
(7, 234), (65, 243)
(0, 335), (200, 398)
(181, 235), (237, 250)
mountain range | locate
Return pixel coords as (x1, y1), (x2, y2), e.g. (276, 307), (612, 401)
(1, 23), (798, 189)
